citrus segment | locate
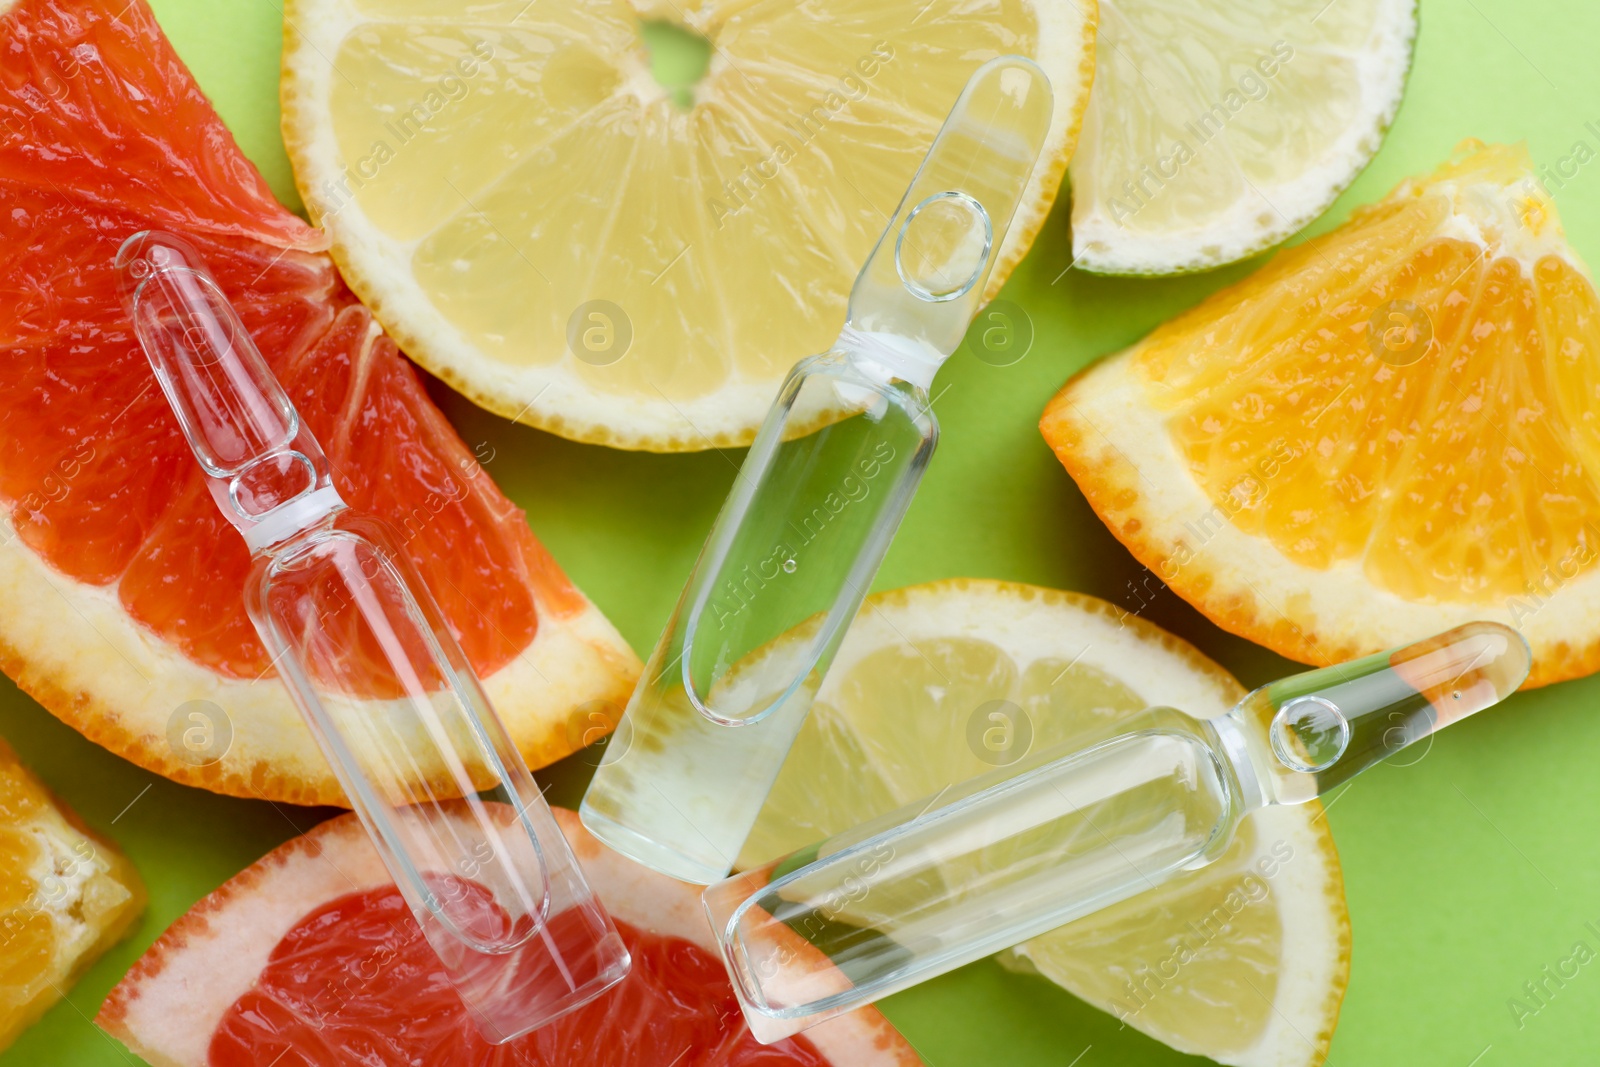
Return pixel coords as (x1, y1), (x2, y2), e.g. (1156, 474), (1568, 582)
(1005, 813), (1346, 1064)
(1069, 0), (1415, 274)
(0, 0), (640, 803)
(740, 579), (1348, 1067)
(0, 738), (145, 1054)
(208, 896), (829, 1065)
(0, 831), (40, 912)
(279, 0), (1096, 450)
(1044, 141), (1600, 687)
(98, 808), (923, 1067)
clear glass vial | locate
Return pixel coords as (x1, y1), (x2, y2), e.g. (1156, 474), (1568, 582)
(581, 56), (1057, 884)
(118, 231), (629, 1042)
(702, 622), (1532, 1042)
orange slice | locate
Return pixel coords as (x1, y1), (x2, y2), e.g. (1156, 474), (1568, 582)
(97, 807), (922, 1066)
(0, 0), (639, 804)
(0, 737), (144, 1053)
(1043, 140), (1600, 687)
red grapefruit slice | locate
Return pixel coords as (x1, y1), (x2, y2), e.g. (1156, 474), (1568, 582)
(0, 0), (640, 804)
(97, 807), (922, 1066)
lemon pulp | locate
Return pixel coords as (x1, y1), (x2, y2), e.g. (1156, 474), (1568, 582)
(738, 580), (1348, 1066)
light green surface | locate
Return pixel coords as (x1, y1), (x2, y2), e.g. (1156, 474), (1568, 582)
(3, 1), (1600, 1064)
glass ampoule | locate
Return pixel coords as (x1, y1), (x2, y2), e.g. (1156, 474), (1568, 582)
(117, 231), (628, 1042)
(702, 622), (1532, 1041)
(581, 57), (1057, 884)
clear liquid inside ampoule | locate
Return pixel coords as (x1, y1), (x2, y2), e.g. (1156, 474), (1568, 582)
(708, 709), (1245, 1031)
(583, 354), (935, 884)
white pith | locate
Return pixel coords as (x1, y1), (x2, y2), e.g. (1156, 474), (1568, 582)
(0, 503), (636, 800)
(1055, 297), (1600, 675)
(1406, 173), (1586, 278)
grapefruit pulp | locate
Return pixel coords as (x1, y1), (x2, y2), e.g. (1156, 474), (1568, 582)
(97, 808), (923, 1067)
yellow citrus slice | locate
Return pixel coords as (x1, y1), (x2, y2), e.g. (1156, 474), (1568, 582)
(1069, 0), (1416, 274)
(279, 0), (1096, 451)
(741, 579), (1349, 1066)
(1044, 140), (1600, 688)
(0, 738), (144, 1053)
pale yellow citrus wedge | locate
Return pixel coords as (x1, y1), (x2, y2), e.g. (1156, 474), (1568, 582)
(279, 0), (1096, 450)
(1044, 141), (1600, 688)
(1070, 0), (1416, 274)
(740, 579), (1349, 1067)
(0, 738), (144, 1054)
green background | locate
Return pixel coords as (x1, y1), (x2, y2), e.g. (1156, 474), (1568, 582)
(5, 0), (1600, 1064)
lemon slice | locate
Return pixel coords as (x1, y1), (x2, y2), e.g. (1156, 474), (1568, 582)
(741, 579), (1349, 1067)
(0, 738), (144, 1053)
(280, 0), (1095, 451)
(1069, 0), (1416, 274)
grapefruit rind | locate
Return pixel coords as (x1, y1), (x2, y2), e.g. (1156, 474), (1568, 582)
(0, 0), (642, 804)
(0, 514), (639, 805)
(96, 808), (922, 1067)
(1069, 0), (1417, 275)
(278, 0), (1096, 451)
(1043, 144), (1600, 688)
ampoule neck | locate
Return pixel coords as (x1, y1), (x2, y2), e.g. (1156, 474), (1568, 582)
(247, 491), (350, 561)
(1207, 710), (1275, 812)
(833, 323), (945, 393)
